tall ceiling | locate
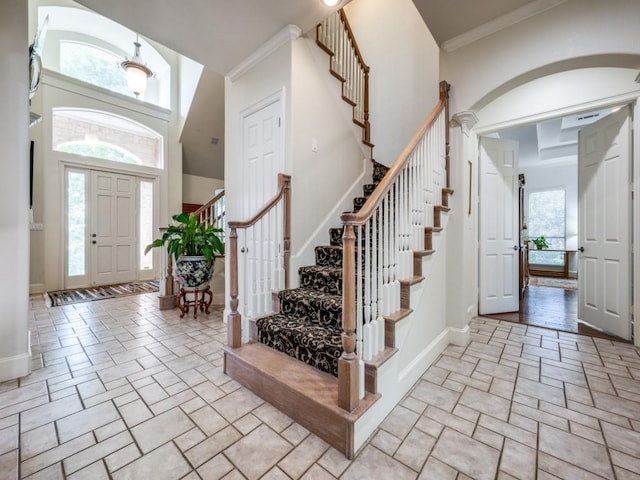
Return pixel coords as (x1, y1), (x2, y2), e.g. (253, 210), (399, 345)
(72, 0), (566, 179)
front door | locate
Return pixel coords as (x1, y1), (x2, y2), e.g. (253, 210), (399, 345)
(479, 137), (520, 314)
(578, 106), (632, 340)
(91, 170), (137, 286)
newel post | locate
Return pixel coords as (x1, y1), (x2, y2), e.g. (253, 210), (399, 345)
(158, 227), (177, 310)
(363, 67), (371, 145)
(281, 174), (292, 289)
(440, 81), (451, 188)
(339, 223), (359, 411)
(227, 226), (242, 348)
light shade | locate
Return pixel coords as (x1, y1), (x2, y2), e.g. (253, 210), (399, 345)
(322, 0), (340, 6)
(120, 37), (153, 97)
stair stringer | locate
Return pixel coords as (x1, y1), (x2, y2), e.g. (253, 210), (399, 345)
(354, 211), (471, 453)
(304, 33), (373, 161)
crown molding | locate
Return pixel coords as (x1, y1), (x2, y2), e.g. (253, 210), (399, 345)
(227, 25), (302, 82)
(441, 0), (568, 53)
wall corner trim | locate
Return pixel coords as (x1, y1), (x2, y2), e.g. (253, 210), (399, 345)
(227, 25), (302, 82)
(0, 351), (32, 383)
(448, 325), (471, 347)
(451, 111), (479, 137)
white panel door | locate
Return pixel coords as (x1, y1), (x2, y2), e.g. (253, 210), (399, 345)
(242, 99), (282, 218)
(91, 171), (137, 286)
(479, 137), (519, 314)
(578, 107), (631, 340)
(240, 98), (283, 323)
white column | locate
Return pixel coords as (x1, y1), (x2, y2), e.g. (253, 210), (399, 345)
(446, 111), (479, 337)
(0, 0), (32, 381)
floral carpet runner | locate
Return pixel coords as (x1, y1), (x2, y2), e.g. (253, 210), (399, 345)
(46, 280), (159, 306)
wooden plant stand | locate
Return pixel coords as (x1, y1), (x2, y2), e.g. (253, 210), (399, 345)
(177, 285), (213, 319)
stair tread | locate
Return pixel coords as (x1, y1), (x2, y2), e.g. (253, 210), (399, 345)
(280, 287), (342, 302)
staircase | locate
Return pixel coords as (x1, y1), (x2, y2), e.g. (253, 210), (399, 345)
(224, 9), (454, 459)
(254, 161), (389, 378)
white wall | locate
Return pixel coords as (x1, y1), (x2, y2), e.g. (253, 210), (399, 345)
(476, 68), (640, 131)
(344, 0), (440, 165)
(442, 0), (640, 113)
(0, 1), (31, 381)
(182, 174), (223, 205)
(289, 35), (368, 272)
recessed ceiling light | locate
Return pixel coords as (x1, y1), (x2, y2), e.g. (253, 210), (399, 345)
(322, 0), (340, 6)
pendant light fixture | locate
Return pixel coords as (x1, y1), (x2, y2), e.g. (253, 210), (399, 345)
(120, 34), (153, 97)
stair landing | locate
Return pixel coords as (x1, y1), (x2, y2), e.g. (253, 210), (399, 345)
(223, 342), (379, 458)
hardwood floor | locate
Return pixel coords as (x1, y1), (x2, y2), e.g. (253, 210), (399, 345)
(484, 283), (628, 342)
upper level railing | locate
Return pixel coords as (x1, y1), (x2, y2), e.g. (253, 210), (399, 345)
(193, 190), (226, 243)
(337, 81), (451, 411)
(227, 174), (291, 347)
(316, 9), (371, 146)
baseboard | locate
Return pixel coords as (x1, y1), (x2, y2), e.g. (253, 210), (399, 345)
(448, 324), (471, 346)
(0, 350), (31, 383)
(398, 327), (450, 384)
(30, 283), (45, 295)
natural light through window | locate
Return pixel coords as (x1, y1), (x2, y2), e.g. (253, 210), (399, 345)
(53, 109), (163, 169)
(528, 189), (566, 265)
(67, 170), (86, 277)
(139, 180), (154, 271)
(60, 41), (133, 98)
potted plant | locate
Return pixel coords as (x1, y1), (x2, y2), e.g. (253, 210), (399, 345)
(531, 236), (549, 250)
(145, 213), (224, 288)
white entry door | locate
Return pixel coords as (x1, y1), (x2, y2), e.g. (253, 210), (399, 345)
(578, 106), (632, 340)
(91, 171), (137, 286)
(239, 96), (284, 322)
(479, 137), (519, 314)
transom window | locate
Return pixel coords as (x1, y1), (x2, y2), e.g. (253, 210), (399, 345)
(52, 109), (163, 169)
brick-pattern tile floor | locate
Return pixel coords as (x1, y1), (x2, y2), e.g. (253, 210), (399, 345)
(1, 293), (639, 479)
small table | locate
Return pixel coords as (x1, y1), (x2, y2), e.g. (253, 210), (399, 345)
(177, 285), (213, 318)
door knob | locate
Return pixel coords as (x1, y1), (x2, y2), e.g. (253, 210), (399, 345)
(578, 246), (585, 252)
(513, 245), (519, 251)
(92, 233), (96, 238)
(92, 240), (96, 244)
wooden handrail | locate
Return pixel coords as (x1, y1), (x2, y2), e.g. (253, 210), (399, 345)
(193, 190), (225, 220)
(227, 174), (292, 348)
(228, 174), (290, 230)
(341, 81), (450, 226)
(317, 9), (372, 146)
(338, 10), (370, 75)
(337, 81), (451, 412)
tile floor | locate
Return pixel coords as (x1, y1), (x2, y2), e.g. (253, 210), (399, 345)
(1, 293), (640, 479)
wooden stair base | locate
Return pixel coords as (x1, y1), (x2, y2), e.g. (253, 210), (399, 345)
(223, 342), (380, 459)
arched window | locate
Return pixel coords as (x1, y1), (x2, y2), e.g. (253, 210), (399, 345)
(39, 6), (171, 108)
(60, 41), (131, 97)
(53, 109), (163, 169)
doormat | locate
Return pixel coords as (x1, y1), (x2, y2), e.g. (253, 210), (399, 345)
(529, 276), (577, 290)
(46, 280), (159, 307)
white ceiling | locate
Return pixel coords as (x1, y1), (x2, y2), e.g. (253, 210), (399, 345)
(73, 0), (345, 76)
(69, 0), (579, 178)
(496, 108), (614, 168)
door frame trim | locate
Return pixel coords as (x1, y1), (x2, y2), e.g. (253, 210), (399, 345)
(474, 92), (640, 346)
(61, 162), (160, 289)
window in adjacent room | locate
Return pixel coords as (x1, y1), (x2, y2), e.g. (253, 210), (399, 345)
(528, 188), (566, 266)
